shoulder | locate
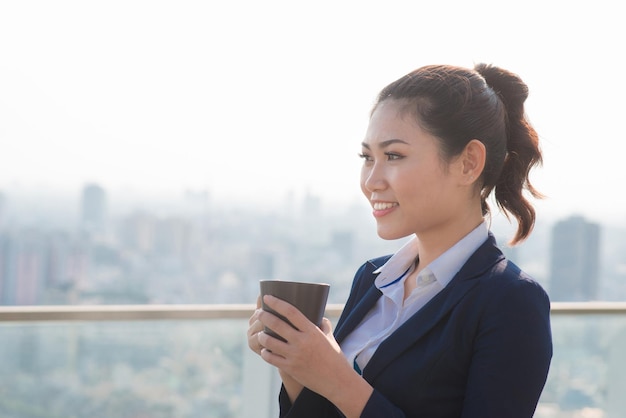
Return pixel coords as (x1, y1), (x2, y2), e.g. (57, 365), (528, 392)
(475, 257), (551, 315)
(485, 257), (547, 295)
(460, 234), (549, 306)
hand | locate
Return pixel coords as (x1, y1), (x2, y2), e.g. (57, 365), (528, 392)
(247, 294), (303, 401)
(256, 295), (354, 400)
(246, 295), (264, 356)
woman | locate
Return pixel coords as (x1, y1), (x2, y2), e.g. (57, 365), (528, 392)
(247, 63), (553, 418)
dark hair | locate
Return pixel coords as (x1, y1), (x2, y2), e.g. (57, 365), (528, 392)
(374, 63), (542, 245)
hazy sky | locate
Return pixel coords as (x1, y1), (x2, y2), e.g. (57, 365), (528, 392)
(1, 1), (625, 224)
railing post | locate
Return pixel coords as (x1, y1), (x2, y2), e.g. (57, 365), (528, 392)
(241, 338), (280, 418)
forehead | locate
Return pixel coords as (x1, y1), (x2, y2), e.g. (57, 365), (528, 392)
(364, 100), (427, 145)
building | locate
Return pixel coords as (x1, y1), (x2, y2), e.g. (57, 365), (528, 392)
(0, 231), (46, 305)
(549, 215), (600, 301)
(81, 183), (107, 233)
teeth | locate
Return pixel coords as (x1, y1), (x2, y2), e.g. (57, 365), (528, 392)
(373, 202), (397, 210)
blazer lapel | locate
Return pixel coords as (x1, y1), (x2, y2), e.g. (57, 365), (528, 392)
(362, 235), (504, 381)
(334, 285), (382, 343)
(334, 256), (389, 343)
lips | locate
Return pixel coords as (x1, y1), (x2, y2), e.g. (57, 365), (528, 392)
(372, 201), (398, 217)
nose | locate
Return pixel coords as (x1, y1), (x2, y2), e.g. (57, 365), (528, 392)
(361, 162), (387, 193)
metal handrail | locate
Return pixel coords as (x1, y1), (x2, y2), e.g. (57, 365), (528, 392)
(0, 302), (625, 322)
(0, 304), (343, 321)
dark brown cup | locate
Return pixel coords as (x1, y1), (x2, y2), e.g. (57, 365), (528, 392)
(259, 280), (330, 342)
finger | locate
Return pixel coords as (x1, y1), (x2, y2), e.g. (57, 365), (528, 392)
(246, 317), (263, 338)
(260, 347), (287, 367)
(246, 314), (263, 338)
(247, 332), (262, 353)
(258, 332), (288, 358)
(258, 309), (300, 343)
(320, 317), (333, 335)
(248, 307), (262, 326)
(248, 295), (262, 326)
(247, 327), (264, 354)
(262, 295), (313, 331)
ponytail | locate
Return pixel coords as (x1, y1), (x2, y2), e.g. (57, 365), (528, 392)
(475, 63), (543, 245)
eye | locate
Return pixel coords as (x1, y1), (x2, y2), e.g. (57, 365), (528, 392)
(358, 152), (373, 162)
(385, 152), (403, 161)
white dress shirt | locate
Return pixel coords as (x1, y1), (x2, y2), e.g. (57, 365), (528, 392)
(341, 222), (489, 373)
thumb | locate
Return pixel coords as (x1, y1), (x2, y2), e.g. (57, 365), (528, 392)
(320, 317), (333, 335)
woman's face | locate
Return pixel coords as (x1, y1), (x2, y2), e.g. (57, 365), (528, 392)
(360, 100), (465, 241)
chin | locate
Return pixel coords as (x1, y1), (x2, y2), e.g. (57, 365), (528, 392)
(377, 228), (411, 241)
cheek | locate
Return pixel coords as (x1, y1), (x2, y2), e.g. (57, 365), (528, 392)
(399, 175), (441, 207)
(415, 179), (457, 212)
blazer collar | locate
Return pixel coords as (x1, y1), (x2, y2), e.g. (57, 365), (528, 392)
(336, 233), (504, 381)
(334, 256), (388, 343)
(335, 284), (382, 343)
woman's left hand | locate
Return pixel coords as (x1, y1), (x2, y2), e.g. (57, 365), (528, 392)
(256, 295), (353, 399)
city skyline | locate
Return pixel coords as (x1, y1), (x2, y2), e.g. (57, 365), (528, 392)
(1, 184), (624, 416)
(1, 1), (626, 225)
(2, 182), (626, 306)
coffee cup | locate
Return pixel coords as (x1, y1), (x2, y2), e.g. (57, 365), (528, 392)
(259, 280), (330, 342)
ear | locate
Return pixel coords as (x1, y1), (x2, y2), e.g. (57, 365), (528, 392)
(458, 139), (486, 185)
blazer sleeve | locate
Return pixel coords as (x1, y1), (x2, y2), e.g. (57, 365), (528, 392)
(278, 386), (340, 418)
(461, 275), (553, 417)
(277, 259), (385, 418)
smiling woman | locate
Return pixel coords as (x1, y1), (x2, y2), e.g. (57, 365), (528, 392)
(247, 62), (552, 418)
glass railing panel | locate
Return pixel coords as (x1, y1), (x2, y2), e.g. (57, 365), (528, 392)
(0, 319), (250, 418)
(1, 306), (625, 417)
(536, 313), (626, 418)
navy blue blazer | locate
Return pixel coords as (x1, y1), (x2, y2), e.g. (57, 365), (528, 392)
(279, 234), (553, 417)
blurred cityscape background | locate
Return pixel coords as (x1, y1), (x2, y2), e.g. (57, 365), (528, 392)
(1, 183), (625, 307)
(1, 184), (625, 417)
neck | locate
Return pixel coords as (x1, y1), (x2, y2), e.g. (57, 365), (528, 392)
(415, 213), (484, 270)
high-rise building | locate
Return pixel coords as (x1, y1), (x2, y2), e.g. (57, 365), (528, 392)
(549, 215), (600, 301)
(81, 183), (107, 233)
(0, 231), (45, 305)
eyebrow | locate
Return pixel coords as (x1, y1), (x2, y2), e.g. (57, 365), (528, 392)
(361, 138), (409, 149)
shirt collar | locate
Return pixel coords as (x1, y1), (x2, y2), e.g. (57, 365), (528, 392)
(429, 221), (489, 287)
(374, 221), (489, 289)
(373, 237), (419, 289)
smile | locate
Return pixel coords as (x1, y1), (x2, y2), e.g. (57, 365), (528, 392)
(373, 202), (398, 210)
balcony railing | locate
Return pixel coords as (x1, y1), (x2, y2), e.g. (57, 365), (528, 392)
(1, 302), (625, 418)
(2, 302), (626, 321)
